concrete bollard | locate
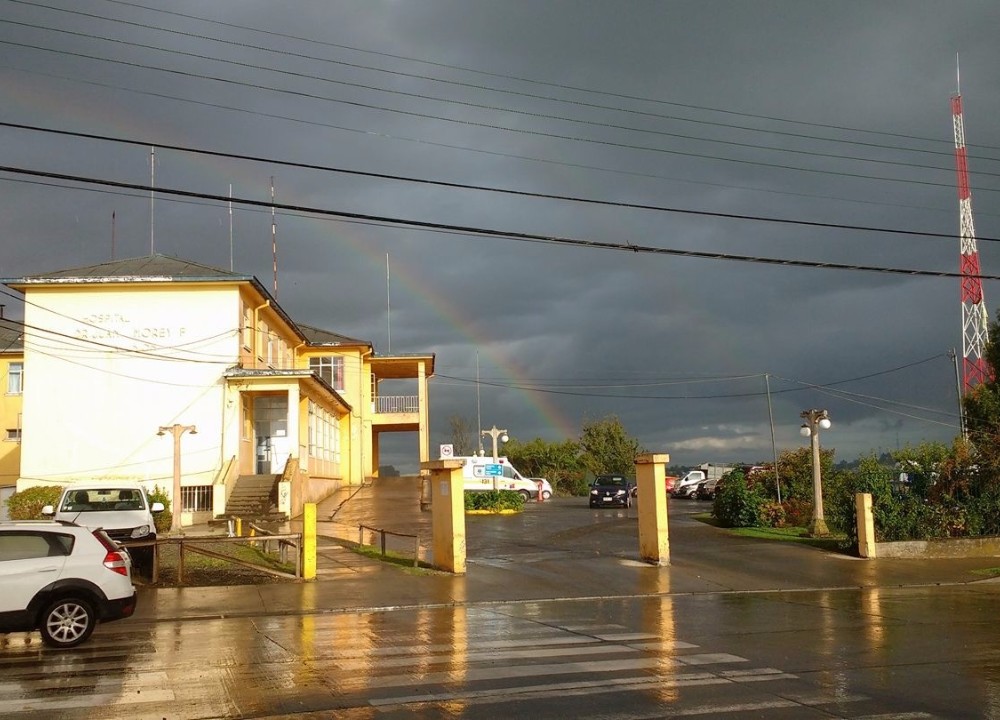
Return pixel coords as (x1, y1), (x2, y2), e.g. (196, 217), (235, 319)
(856, 492), (876, 559)
(420, 459), (466, 574)
(635, 452), (671, 565)
(302, 503), (317, 580)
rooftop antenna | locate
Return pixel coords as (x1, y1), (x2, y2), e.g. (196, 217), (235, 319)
(149, 146), (155, 255)
(229, 183), (234, 271)
(270, 176), (278, 298)
(386, 252), (391, 353)
(476, 350), (484, 455)
(111, 210), (116, 260)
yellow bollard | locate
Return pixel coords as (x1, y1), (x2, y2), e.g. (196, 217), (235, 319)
(234, 517), (242, 537)
(636, 453), (671, 565)
(302, 502), (317, 580)
(420, 460), (466, 574)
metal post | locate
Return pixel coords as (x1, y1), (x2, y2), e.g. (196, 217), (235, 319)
(765, 374), (782, 503)
(951, 349), (967, 440)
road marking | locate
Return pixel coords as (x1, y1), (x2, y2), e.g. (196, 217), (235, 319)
(335, 642), (643, 670)
(370, 667), (800, 710)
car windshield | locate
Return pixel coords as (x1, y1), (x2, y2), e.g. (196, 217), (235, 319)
(596, 476), (627, 487)
(59, 489), (146, 512)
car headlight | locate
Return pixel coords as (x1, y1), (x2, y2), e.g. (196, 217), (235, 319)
(130, 525), (151, 539)
(615, 489), (625, 495)
(590, 489), (598, 495)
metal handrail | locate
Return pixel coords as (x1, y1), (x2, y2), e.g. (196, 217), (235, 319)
(358, 523), (421, 567)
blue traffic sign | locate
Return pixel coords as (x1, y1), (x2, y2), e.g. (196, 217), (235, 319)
(484, 463), (502, 476)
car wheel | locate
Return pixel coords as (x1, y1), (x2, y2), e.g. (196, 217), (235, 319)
(518, 490), (531, 501)
(542, 490), (552, 500)
(39, 596), (96, 648)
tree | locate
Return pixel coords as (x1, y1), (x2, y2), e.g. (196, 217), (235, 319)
(962, 311), (1000, 494)
(505, 437), (586, 495)
(578, 415), (644, 477)
(447, 415), (478, 456)
(771, 446), (835, 502)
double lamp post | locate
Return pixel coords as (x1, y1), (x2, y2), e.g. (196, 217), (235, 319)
(800, 409), (831, 537)
(157, 423), (197, 531)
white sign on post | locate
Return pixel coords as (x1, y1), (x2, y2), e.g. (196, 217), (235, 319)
(440, 444), (454, 459)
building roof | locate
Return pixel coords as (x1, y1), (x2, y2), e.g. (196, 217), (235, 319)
(296, 323), (370, 348)
(0, 320), (23, 353)
(2, 254), (252, 285)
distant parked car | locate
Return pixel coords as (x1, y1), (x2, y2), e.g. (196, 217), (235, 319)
(696, 477), (722, 501)
(0, 521), (137, 648)
(589, 475), (634, 509)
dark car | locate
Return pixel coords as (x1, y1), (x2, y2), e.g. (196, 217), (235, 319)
(589, 475), (634, 508)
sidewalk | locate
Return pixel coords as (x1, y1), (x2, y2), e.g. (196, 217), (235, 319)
(134, 479), (1000, 623)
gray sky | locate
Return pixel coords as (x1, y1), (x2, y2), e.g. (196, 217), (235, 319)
(2, 1), (999, 471)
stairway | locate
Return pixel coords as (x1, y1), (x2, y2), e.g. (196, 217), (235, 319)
(224, 474), (286, 522)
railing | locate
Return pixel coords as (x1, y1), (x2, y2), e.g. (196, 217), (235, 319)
(374, 395), (419, 414)
(123, 533), (302, 584)
(358, 524), (421, 567)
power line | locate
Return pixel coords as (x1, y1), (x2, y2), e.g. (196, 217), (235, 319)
(1, 163), (996, 279)
(10, 67), (992, 220)
(4, 39), (998, 193)
(84, 0), (1000, 155)
(4, 123), (999, 244)
(6, 17), (996, 178)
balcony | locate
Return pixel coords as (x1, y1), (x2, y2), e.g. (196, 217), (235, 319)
(372, 395), (420, 430)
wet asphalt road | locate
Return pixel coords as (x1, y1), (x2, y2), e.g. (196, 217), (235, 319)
(5, 487), (1000, 718)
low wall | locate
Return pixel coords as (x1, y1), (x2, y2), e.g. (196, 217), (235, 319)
(876, 536), (1000, 559)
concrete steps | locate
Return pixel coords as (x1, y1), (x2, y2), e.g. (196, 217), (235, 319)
(223, 474), (287, 522)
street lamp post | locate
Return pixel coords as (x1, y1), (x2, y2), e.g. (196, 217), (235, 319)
(800, 409), (831, 537)
(158, 423), (197, 531)
(480, 425), (508, 491)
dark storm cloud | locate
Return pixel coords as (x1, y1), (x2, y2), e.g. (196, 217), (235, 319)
(1, 0), (998, 469)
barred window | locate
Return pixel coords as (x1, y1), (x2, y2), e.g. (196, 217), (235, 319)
(180, 486), (213, 513)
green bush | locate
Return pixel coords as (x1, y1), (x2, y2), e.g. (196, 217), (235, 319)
(464, 490), (525, 513)
(712, 471), (766, 528)
(6, 485), (65, 520)
(148, 484), (172, 533)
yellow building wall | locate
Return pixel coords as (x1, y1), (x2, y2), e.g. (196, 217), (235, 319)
(18, 284), (241, 492)
(0, 356), (23, 487)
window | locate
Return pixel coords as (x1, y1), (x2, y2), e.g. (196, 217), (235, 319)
(242, 304), (252, 349)
(6, 429), (21, 442)
(0, 532), (73, 561)
(7, 362), (22, 394)
(180, 486), (213, 512)
(309, 356), (345, 392)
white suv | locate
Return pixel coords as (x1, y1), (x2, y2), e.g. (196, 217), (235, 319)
(0, 522), (137, 648)
(43, 482), (164, 574)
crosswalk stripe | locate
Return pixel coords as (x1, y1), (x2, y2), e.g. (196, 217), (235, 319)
(334, 642), (643, 670)
(370, 667), (799, 710)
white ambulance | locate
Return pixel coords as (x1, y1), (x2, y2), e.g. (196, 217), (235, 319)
(448, 456), (553, 500)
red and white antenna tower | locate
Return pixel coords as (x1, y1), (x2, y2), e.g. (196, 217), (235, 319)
(951, 59), (990, 393)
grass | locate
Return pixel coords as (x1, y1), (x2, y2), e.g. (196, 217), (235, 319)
(970, 567), (1000, 578)
(693, 512), (847, 552)
(351, 543), (439, 574)
(148, 539), (297, 586)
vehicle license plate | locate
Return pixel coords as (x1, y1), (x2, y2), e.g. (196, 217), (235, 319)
(602, 497), (612, 502)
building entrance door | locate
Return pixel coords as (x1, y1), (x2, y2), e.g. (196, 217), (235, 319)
(253, 396), (289, 474)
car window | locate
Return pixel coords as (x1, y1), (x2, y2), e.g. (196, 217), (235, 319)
(0, 531), (74, 561)
(60, 488), (146, 512)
